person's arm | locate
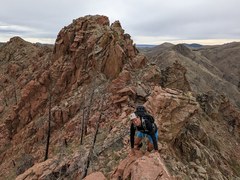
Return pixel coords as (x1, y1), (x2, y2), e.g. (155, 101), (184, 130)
(130, 123), (135, 149)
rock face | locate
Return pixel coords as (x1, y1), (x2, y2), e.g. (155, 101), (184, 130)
(159, 61), (191, 92)
(197, 92), (240, 136)
(53, 15), (138, 83)
(0, 15), (240, 180)
(0, 37), (53, 179)
(145, 86), (198, 142)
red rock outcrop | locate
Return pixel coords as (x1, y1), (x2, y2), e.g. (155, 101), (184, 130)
(83, 172), (106, 180)
(145, 86), (198, 142)
(159, 61), (191, 92)
(111, 151), (173, 180)
(51, 15), (139, 95)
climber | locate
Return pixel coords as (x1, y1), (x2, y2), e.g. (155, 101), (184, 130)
(129, 105), (158, 155)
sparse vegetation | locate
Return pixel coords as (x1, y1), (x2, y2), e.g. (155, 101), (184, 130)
(16, 154), (34, 175)
(230, 157), (240, 177)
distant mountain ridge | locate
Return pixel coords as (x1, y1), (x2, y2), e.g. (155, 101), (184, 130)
(183, 43), (203, 49)
(136, 44), (156, 48)
(136, 43), (203, 50)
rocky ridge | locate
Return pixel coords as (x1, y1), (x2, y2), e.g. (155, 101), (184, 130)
(0, 15), (239, 179)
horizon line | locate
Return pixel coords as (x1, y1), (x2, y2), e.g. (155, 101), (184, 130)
(0, 36), (240, 46)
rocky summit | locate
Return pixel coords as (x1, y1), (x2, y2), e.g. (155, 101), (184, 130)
(0, 15), (240, 180)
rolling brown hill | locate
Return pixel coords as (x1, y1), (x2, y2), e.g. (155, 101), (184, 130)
(199, 42), (240, 87)
(0, 15), (240, 180)
(141, 43), (240, 107)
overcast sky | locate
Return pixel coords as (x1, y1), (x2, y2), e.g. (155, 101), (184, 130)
(0, 0), (240, 45)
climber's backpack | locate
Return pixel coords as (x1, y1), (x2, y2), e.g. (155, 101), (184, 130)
(144, 114), (155, 123)
(140, 114), (156, 133)
(135, 105), (154, 123)
(134, 105), (156, 132)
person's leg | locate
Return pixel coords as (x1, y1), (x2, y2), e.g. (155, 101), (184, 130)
(135, 131), (144, 150)
(134, 137), (142, 149)
(147, 130), (158, 152)
(147, 141), (154, 152)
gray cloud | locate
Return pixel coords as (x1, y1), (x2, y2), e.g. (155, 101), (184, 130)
(0, 0), (240, 44)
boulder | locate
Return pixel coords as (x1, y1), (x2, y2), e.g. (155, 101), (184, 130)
(111, 151), (173, 180)
(83, 172), (106, 180)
